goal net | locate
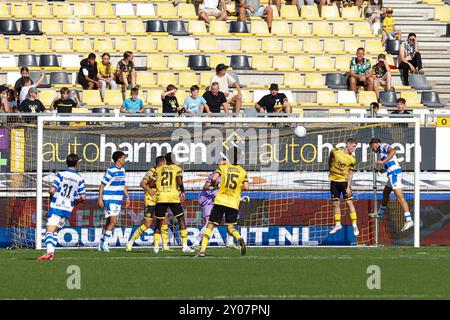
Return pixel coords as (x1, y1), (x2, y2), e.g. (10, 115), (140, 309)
(1, 115), (421, 249)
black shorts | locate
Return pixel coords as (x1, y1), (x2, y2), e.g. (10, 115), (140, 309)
(330, 181), (352, 201)
(356, 80), (367, 87)
(209, 204), (239, 225)
(155, 203), (184, 220)
(144, 205), (155, 219)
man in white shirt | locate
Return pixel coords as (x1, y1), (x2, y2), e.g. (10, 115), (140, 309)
(198, 0), (227, 24)
(210, 64), (242, 114)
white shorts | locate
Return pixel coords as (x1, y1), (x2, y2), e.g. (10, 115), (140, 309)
(47, 214), (67, 228)
(386, 172), (403, 190)
(104, 202), (122, 218)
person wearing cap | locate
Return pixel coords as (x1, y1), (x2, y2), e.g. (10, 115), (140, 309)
(255, 83), (291, 114)
(349, 47), (374, 93)
(210, 64), (242, 114)
(238, 0), (273, 32)
(18, 72), (46, 104)
(371, 53), (392, 101)
(381, 7), (401, 46)
(18, 87), (46, 113)
(198, 0), (227, 25)
(399, 32), (423, 86)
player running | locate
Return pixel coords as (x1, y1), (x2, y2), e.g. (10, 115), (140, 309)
(149, 153), (195, 253)
(328, 138), (360, 236)
(38, 154), (86, 261)
(197, 147), (248, 257)
(126, 156), (171, 252)
(368, 138), (414, 232)
(98, 150), (130, 252)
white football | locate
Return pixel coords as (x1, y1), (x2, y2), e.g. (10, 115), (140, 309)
(294, 125), (307, 137)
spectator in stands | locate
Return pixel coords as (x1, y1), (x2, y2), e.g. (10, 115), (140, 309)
(14, 67), (33, 99)
(255, 83), (292, 113)
(18, 87), (45, 113)
(50, 87), (80, 113)
(115, 51), (137, 90)
(0, 85), (8, 112)
(391, 98), (410, 115)
(198, 0), (227, 25)
(161, 84), (181, 114)
(183, 85), (211, 116)
(381, 7), (401, 46)
(365, 0), (384, 26)
(2, 88), (18, 113)
(120, 87), (144, 113)
(78, 53), (100, 90)
(399, 32), (423, 86)
(369, 101), (380, 117)
(97, 53), (118, 99)
(295, 0), (315, 11)
(349, 48), (374, 94)
(342, 0), (364, 8)
(203, 82), (228, 113)
(238, 0), (273, 32)
(19, 73), (46, 103)
(211, 64), (242, 114)
(372, 53), (392, 101)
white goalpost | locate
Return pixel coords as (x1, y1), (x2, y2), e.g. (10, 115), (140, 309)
(34, 115), (421, 249)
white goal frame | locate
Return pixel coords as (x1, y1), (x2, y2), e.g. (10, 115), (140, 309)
(36, 116), (421, 249)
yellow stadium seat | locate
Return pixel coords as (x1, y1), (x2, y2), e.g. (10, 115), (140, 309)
(115, 38), (134, 53)
(282, 38), (301, 53)
(434, 6), (450, 21)
(344, 39), (363, 54)
(70, 107), (90, 127)
(317, 91), (338, 106)
(0, 3), (8, 18)
(198, 38), (220, 53)
(312, 21), (332, 36)
(73, 37), (93, 53)
(283, 73), (304, 89)
(328, 108), (347, 115)
(39, 90), (58, 107)
(53, 3), (72, 18)
(210, 55), (229, 69)
(136, 38), (157, 53)
(188, 20), (208, 35)
(178, 3), (197, 19)
(239, 38), (261, 53)
(42, 20), (62, 36)
(305, 73), (326, 88)
(365, 39), (384, 54)
(30, 37), (51, 53)
(400, 91), (423, 107)
(157, 73), (177, 87)
(300, 5), (320, 20)
(237, 89), (253, 106)
(342, 6), (363, 20)
(270, 5), (280, 20)
(261, 38), (282, 53)
(104, 90), (124, 106)
(95, 3), (115, 18)
(126, 21), (146, 36)
(137, 72), (157, 88)
(210, 21), (228, 36)
(252, 55), (273, 71)
(9, 37), (30, 53)
(291, 21), (310, 36)
(157, 3), (177, 19)
(321, 4), (341, 20)
(303, 39), (322, 53)
(104, 21), (124, 36)
(157, 37), (177, 53)
(93, 38), (113, 52)
(31, 3), (52, 18)
(280, 5), (301, 20)
(83, 20), (104, 36)
(83, 90), (104, 106)
(333, 21), (353, 37)
(73, 2), (95, 18)
(335, 56), (351, 71)
(147, 55), (168, 70)
(175, 90), (187, 104)
(323, 39), (344, 54)
(271, 21), (291, 36)
(353, 22), (374, 37)
(293, 56), (314, 71)
(178, 72), (198, 88)
(0, 36), (7, 52)
(250, 21), (270, 36)
(315, 56), (335, 71)
(273, 56), (293, 71)
(63, 20), (84, 35)
(358, 91), (377, 106)
(136, 3), (156, 19)
(178, 38), (198, 52)
(199, 73), (212, 87)
(168, 55), (189, 70)
(11, 3), (31, 18)
(51, 37), (71, 53)
(146, 89), (162, 106)
(115, 3), (136, 18)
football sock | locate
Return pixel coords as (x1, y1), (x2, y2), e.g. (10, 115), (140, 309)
(350, 212), (357, 226)
(161, 224), (169, 247)
(154, 233), (161, 249)
(180, 229), (188, 247)
(130, 224), (148, 244)
(404, 211), (412, 222)
(103, 230), (112, 246)
(200, 228), (212, 252)
(45, 232), (57, 254)
(229, 228), (241, 241)
(378, 205), (387, 217)
(334, 213), (341, 226)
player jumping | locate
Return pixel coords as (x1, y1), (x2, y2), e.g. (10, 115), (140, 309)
(38, 154), (86, 261)
(197, 147), (248, 257)
(328, 138), (360, 236)
(98, 150), (130, 252)
(368, 138), (414, 232)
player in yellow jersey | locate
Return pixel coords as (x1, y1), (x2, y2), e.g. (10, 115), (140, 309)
(197, 147), (249, 257)
(328, 138), (359, 237)
(149, 153), (195, 254)
(126, 156), (172, 252)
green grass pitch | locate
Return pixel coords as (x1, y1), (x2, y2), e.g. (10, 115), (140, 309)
(1, 247), (450, 299)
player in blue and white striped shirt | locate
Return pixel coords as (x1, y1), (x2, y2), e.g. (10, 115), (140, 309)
(98, 150), (130, 252)
(369, 138), (414, 232)
(37, 154), (86, 261)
